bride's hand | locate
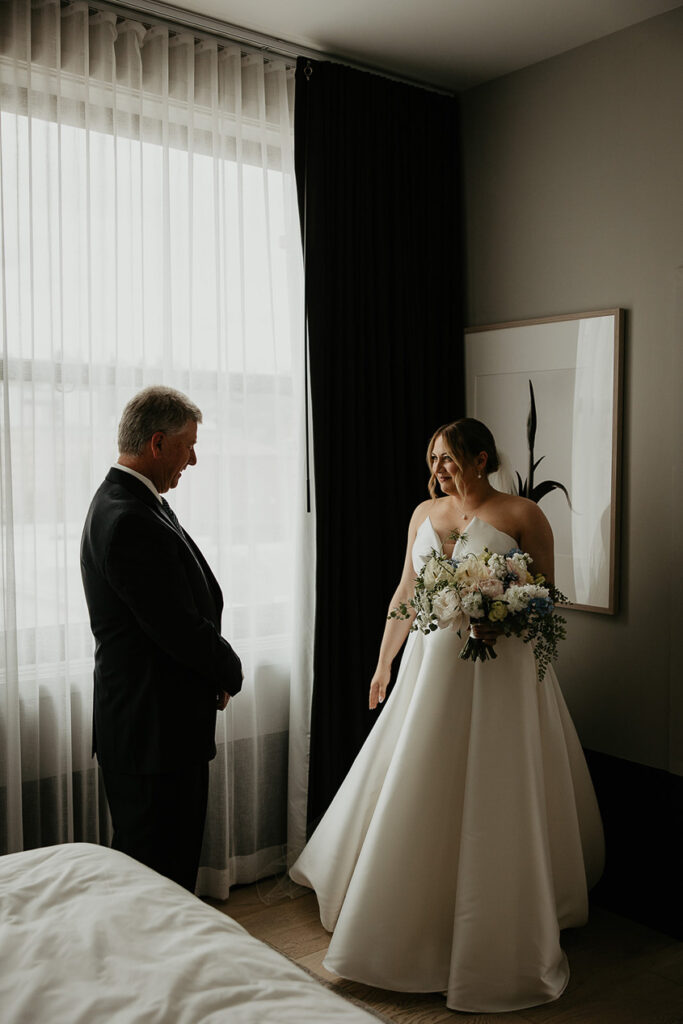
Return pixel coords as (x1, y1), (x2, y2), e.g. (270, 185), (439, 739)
(470, 620), (503, 644)
(369, 667), (391, 710)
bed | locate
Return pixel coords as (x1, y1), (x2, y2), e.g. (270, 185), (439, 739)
(0, 842), (380, 1023)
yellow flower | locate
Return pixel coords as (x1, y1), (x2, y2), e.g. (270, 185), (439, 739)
(488, 601), (508, 622)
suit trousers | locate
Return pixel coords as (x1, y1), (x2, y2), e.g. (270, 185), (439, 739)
(101, 762), (209, 892)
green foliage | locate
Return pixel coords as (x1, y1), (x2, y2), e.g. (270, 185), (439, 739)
(502, 583), (569, 681)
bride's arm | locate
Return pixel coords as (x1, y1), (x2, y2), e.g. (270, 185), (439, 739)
(517, 499), (555, 584)
(369, 503), (428, 710)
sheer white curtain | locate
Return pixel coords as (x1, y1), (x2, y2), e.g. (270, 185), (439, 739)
(0, 0), (314, 894)
(570, 316), (614, 608)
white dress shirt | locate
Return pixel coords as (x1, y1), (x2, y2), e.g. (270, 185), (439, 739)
(112, 463), (162, 503)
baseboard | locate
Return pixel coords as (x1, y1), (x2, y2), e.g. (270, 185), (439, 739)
(584, 749), (682, 940)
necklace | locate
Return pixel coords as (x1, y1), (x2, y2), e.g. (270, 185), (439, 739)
(453, 477), (487, 521)
(456, 492), (482, 521)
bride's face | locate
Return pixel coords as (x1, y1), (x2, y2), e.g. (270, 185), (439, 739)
(430, 436), (461, 495)
(431, 436), (482, 496)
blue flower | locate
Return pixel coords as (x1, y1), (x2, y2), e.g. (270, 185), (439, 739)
(529, 596), (553, 616)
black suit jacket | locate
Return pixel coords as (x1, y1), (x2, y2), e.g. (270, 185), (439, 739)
(80, 468), (242, 773)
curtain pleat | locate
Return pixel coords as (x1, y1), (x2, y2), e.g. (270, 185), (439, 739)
(294, 58), (464, 831)
(0, 0), (311, 895)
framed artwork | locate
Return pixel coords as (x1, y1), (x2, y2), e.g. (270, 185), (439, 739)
(465, 309), (624, 614)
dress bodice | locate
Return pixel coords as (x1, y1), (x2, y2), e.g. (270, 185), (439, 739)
(412, 515), (518, 574)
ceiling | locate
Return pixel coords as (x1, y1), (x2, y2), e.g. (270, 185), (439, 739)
(139, 0), (683, 91)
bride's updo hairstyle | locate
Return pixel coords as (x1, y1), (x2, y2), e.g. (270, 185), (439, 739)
(426, 418), (500, 499)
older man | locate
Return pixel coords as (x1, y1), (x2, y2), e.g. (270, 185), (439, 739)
(81, 386), (242, 891)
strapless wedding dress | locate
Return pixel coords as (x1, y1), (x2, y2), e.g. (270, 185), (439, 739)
(290, 516), (604, 1013)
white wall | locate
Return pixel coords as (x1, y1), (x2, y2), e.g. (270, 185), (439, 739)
(461, 7), (683, 773)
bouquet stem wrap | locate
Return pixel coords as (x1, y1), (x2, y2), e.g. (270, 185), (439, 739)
(459, 633), (498, 665)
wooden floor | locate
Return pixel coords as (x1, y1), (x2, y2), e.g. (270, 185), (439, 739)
(207, 879), (683, 1024)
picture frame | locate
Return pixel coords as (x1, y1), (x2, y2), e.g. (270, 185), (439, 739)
(465, 309), (624, 614)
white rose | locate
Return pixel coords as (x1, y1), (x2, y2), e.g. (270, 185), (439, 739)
(422, 556), (440, 591)
(432, 588), (461, 628)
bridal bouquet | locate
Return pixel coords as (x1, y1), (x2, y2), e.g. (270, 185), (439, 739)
(389, 539), (567, 681)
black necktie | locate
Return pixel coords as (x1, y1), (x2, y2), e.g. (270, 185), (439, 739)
(160, 496), (183, 534)
(161, 496), (210, 588)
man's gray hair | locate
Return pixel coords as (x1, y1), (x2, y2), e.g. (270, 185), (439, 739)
(118, 386), (203, 456)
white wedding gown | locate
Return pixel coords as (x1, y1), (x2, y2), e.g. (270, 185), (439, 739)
(290, 516), (605, 1013)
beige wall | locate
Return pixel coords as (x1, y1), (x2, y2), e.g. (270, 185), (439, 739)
(461, 8), (683, 773)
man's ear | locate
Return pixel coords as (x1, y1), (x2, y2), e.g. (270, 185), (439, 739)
(149, 430), (166, 460)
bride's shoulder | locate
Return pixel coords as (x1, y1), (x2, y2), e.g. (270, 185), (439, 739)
(409, 497), (433, 525)
(408, 497), (441, 533)
(493, 492), (550, 529)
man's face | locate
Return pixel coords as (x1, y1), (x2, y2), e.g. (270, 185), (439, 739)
(157, 420), (198, 493)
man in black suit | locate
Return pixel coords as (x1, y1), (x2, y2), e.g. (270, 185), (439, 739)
(81, 386), (242, 891)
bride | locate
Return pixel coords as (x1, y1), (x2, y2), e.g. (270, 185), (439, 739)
(290, 418), (604, 1013)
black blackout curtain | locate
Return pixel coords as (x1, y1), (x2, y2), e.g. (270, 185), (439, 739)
(295, 58), (465, 831)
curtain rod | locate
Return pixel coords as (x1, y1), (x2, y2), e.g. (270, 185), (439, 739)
(91, 0), (453, 95)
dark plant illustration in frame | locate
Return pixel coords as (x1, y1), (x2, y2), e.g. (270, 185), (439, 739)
(515, 380), (572, 508)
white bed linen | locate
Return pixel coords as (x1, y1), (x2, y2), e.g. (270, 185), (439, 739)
(0, 843), (378, 1023)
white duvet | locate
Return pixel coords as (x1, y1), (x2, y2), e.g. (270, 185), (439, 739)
(0, 843), (378, 1023)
